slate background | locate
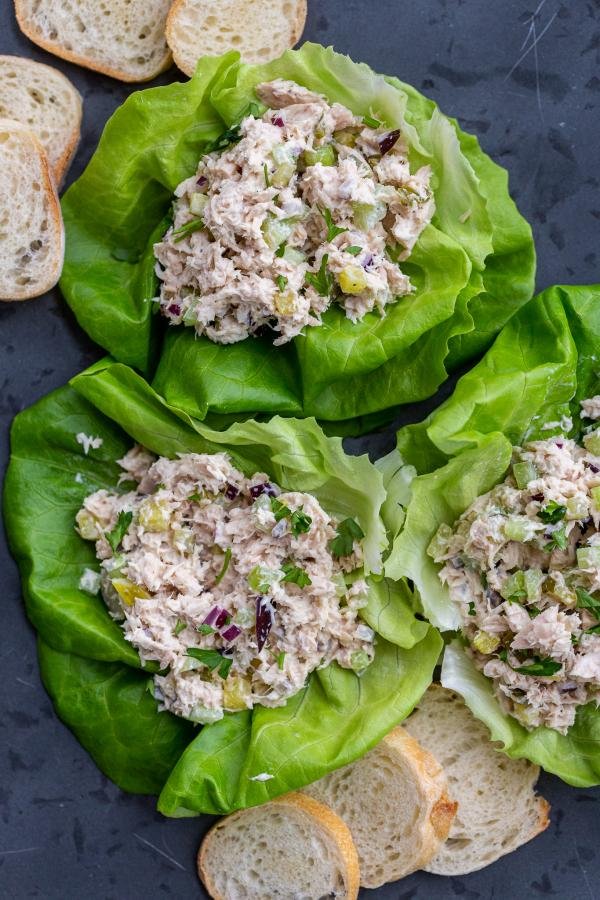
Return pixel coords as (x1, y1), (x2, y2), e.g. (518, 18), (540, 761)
(1, 1), (599, 897)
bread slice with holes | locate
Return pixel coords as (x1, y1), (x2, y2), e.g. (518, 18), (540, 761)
(303, 727), (457, 889)
(198, 792), (360, 900)
(0, 55), (81, 184)
(14, 0), (172, 83)
(0, 119), (64, 300)
(404, 685), (550, 875)
(166, 0), (307, 74)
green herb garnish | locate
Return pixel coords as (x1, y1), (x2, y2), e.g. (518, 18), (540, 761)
(186, 648), (232, 678)
(172, 218), (204, 242)
(276, 274), (288, 292)
(544, 525), (568, 552)
(281, 562), (312, 587)
(173, 619), (186, 637)
(345, 245), (362, 256)
(263, 163), (271, 187)
(106, 510), (133, 553)
(467, 601), (477, 616)
(305, 254), (333, 297)
(197, 624), (216, 635)
(575, 587), (600, 617)
(275, 241), (287, 258)
(512, 657), (563, 677)
(277, 651), (286, 670)
(320, 207), (348, 242)
(188, 491), (203, 502)
(271, 497), (292, 521)
(538, 501), (567, 524)
(362, 114), (382, 128)
(329, 517), (365, 558)
(290, 508), (312, 537)
(215, 548), (232, 585)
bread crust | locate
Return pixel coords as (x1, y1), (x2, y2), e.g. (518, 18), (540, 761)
(198, 791), (360, 900)
(13, 1), (172, 83)
(0, 118), (64, 301)
(0, 55), (82, 184)
(166, 0), (308, 76)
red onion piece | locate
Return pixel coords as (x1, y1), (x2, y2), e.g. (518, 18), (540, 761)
(221, 624), (241, 642)
(224, 483), (240, 500)
(167, 303), (181, 317)
(203, 606), (228, 628)
(379, 129), (401, 155)
(250, 482), (276, 499)
(272, 115), (284, 127)
(255, 597), (273, 652)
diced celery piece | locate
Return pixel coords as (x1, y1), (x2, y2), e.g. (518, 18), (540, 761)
(512, 461), (538, 489)
(591, 486), (600, 508)
(75, 509), (100, 540)
(500, 571), (526, 602)
(223, 675), (252, 711)
(172, 528), (195, 552)
(351, 200), (387, 231)
(333, 127), (359, 147)
(234, 607), (255, 627)
(337, 265), (368, 295)
(181, 657), (203, 672)
(584, 430), (600, 456)
(524, 567), (544, 601)
(544, 574), (576, 606)
(187, 706), (224, 724)
(248, 564), (280, 593)
(138, 499), (170, 532)
(262, 215), (294, 250)
(271, 161), (296, 188)
(512, 702), (538, 728)
(350, 650), (371, 671)
(274, 289), (296, 315)
(182, 302), (198, 326)
(503, 517), (534, 542)
(301, 144), (337, 168)
(283, 246), (306, 265)
(472, 630), (501, 654)
(427, 523), (454, 560)
(332, 572), (348, 597)
(577, 546), (600, 569)
(567, 495), (589, 520)
(189, 193), (208, 216)
(111, 578), (150, 606)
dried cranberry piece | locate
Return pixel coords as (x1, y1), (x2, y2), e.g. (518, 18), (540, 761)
(271, 115), (284, 127)
(250, 482), (276, 499)
(197, 175), (208, 186)
(255, 597), (273, 652)
(167, 303), (181, 317)
(224, 483), (240, 500)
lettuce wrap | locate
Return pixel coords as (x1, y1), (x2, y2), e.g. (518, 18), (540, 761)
(382, 284), (600, 786)
(60, 43), (535, 434)
(3, 359), (441, 814)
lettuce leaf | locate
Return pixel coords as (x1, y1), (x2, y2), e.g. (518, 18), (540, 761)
(385, 284), (600, 784)
(60, 43), (535, 431)
(4, 359), (441, 811)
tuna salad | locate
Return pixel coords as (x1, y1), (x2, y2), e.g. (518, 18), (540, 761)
(429, 397), (600, 734)
(154, 78), (434, 344)
(76, 447), (374, 723)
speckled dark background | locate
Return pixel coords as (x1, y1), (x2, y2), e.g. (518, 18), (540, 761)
(1, 1), (599, 897)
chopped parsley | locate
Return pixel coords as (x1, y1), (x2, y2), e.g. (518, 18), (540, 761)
(538, 501), (567, 524)
(172, 218), (204, 242)
(544, 525), (568, 552)
(345, 245), (362, 256)
(204, 102), (262, 154)
(575, 586), (600, 617)
(305, 254), (334, 297)
(512, 657), (563, 677)
(320, 207), (348, 242)
(329, 517), (364, 558)
(290, 508), (312, 536)
(214, 548), (232, 585)
(281, 562), (312, 587)
(276, 274), (288, 292)
(467, 601), (477, 617)
(275, 241), (287, 258)
(106, 510), (133, 553)
(270, 497), (291, 521)
(173, 619), (186, 637)
(185, 647), (232, 678)
(277, 650), (286, 670)
(188, 491), (203, 502)
(197, 624), (216, 635)
(263, 163), (271, 187)
(362, 114), (382, 129)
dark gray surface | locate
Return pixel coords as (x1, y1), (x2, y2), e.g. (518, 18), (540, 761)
(1, 1), (599, 898)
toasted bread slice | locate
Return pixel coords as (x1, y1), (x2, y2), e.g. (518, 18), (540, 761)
(166, 0), (307, 74)
(14, 0), (172, 83)
(0, 119), (64, 300)
(0, 55), (81, 184)
(198, 792), (360, 900)
(303, 727), (457, 889)
(404, 685), (550, 875)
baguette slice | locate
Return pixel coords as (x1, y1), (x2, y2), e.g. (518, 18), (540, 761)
(198, 792), (360, 900)
(0, 55), (81, 184)
(404, 685), (550, 875)
(14, 0), (172, 83)
(0, 119), (64, 300)
(303, 727), (457, 889)
(166, 0), (307, 74)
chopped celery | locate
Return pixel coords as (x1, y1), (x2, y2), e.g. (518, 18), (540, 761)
(591, 486), (600, 508)
(333, 127), (359, 146)
(274, 289), (296, 316)
(524, 567), (544, 601)
(262, 215), (294, 250)
(500, 571), (526, 602)
(272, 144), (293, 166)
(544, 574), (577, 607)
(584, 430), (600, 456)
(512, 461), (538, 489)
(577, 546), (600, 569)
(75, 509), (100, 540)
(247, 564), (280, 594)
(283, 246), (306, 265)
(234, 607), (255, 627)
(331, 572), (348, 597)
(351, 200), (387, 231)
(223, 675), (252, 711)
(301, 144), (337, 168)
(189, 193), (208, 216)
(567, 495), (589, 520)
(172, 528), (195, 552)
(182, 303), (198, 326)
(187, 706), (224, 725)
(427, 523), (453, 560)
(350, 650), (371, 671)
(503, 516), (536, 542)
(138, 499), (170, 532)
(472, 630), (501, 654)
(337, 265), (368, 295)
(111, 577), (150, 606)
(271, 161), (296, 188)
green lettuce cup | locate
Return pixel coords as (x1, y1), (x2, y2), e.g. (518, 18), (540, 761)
(60, 42), (535, 435)
(383, 284), (600, 787)
(3, 358), (441, 815)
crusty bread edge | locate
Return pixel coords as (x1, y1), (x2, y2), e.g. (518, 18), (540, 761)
(166, 0), (308, 77)
(0, 117), (64, 301)
(0, 55), (83, 184)
(13, 1), (172, 83)
(197, 791), (360, 900)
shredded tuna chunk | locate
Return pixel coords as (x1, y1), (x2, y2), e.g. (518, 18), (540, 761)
(76, 446), (372, 723)
(429, 399), (600, 733)
(153, 78), (434, 345)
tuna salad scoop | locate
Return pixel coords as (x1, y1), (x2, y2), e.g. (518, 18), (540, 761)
(153, 78), (434, 345)
(428, 397), (600, 735)
(76, 446), (374, 724)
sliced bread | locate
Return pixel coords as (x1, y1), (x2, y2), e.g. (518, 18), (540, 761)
(166, 0), (307, 74)
(198, 792), (360, 900)
(0, 55), (81, 184)
(14, 0), (172, 83)
(0, 118), (64, 300)
(404, 685), (550, 875)
(303, 727), (457, 889)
